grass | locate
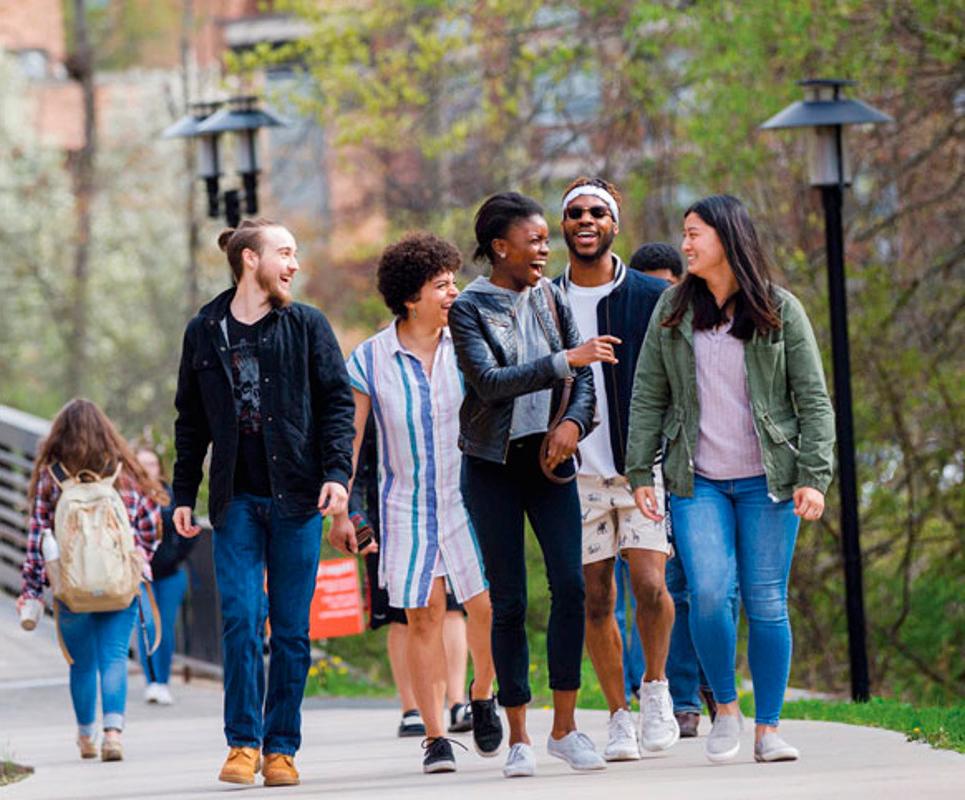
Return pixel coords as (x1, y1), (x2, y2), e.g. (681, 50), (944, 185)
(0, 759), (33, 787)
(738, 695), (965, 753)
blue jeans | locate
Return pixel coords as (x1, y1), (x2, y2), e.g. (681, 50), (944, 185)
(137, 568), (189, 685)
(57, 600), (138, 735)
(213, 494), (322, 755)
(664, 554), (709, 712)
(461, 436), (585, 707)
(613, 555), (644, 701)
(670, 474), (799, 725)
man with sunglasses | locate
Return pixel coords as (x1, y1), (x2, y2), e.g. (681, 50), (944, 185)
(555, 178), (678, 760)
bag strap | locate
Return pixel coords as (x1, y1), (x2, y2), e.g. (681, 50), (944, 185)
(139, 583), (162, 656)
(48, 463), (70, 489)
(54, 603), (74, 665)
(538, 279), (580, 484)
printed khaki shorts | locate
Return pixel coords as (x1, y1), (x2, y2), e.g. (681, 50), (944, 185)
(578, 472), (671, 565)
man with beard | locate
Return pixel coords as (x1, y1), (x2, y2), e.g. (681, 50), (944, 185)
(555, 179), (679, 760)
(172, 218), (354, 787)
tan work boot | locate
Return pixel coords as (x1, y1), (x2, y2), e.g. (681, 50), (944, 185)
(218, 746), (262, 784)
(263, 753), (300, 786)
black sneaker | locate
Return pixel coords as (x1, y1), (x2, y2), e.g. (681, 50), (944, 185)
(448, 702), (473, 733)
(422, 737), (457, 774)
(470, 694), (503, 757)
(398, 709), (426, 738)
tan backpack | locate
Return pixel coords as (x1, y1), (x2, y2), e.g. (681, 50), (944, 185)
(50, 463), (145, 613)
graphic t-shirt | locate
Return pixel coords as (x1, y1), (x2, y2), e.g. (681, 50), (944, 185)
(227, 311), (271, 497)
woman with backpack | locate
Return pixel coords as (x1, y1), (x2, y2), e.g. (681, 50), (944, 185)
(19, 399), (164, 762)
(626, 195), (835, 764)
(134, 445), (196, 706)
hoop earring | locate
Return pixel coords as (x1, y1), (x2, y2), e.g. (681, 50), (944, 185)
(412, 307), (419, 320)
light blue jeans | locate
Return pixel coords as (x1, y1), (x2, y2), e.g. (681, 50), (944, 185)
(669, 474), (799, 725)
(57, 600), (138, 736)
(137, 567), (189, 684)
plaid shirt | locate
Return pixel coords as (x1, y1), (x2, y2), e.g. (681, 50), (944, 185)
(20, 468), (161, 600)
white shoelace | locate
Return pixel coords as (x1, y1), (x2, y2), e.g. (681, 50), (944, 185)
(506, 744), (529, 764)
(645, 690), (674, 722)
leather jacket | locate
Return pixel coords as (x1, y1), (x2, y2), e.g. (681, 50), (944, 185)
(448, 278), (596, 464)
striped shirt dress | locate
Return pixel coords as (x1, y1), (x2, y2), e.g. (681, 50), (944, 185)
(347, 322), (488, 609)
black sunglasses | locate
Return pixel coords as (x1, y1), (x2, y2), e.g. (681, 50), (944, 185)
(565, 205), (611, 221)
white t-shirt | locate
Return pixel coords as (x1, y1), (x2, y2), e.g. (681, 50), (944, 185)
(566, 279), (618, 478)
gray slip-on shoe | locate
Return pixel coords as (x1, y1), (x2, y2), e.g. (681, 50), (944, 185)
(754, 732), (800, 762)
(705, 712), (743, 763)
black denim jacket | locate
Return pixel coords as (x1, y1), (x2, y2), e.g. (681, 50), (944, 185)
(448, 279), (596, 464)
(173, 288), (355, 527)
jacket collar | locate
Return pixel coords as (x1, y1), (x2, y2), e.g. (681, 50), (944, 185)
(198, 286), (293, 321)
(560, 253), (627, 293)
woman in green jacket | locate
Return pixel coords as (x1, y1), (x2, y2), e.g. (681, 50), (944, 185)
(626, 194), (835, 765)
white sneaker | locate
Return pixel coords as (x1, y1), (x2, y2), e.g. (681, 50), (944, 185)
(502, 743), (536, 778)
(604, 708), (640, 761)
(638, 680), (680, 752)
(153, 683), (174, 705)
(547, 731), (606, 771)
(144, 683), (160, 704)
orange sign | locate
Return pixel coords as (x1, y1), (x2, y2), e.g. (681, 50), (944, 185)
(308, 559), (365, 639)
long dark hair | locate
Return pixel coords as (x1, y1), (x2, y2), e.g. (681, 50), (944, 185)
(663, 195), (781, 340)
(27, 399), (168, 506)
(473, 192), (544, 263)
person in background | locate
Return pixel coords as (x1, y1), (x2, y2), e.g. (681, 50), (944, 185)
(450, 192), (613, 779)
(330, 232), (501, 775)
(629, 242), (684, 285)
(134, 445), (196, 706)
(19, 398), (163, 762)
(628, 241), (720, 737)
(627, 194), (835, 764)
(350, 414), (426, 738)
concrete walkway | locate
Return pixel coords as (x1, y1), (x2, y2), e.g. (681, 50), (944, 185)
(1, 596), (962, 799)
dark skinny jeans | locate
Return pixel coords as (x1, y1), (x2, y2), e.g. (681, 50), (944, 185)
(460, 435), (585, 707)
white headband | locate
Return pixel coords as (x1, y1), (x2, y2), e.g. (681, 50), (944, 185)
(561, 185), (620, 225)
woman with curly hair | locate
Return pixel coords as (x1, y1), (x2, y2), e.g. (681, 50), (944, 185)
(329, 233), (501, 774)
(19, 398), (164, 762)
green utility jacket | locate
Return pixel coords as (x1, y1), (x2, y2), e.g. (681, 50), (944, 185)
(626, 285), (836, 501)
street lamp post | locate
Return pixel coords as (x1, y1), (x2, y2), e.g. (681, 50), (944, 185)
(761, 79), (891, 703)
(162, 96), (288, 227)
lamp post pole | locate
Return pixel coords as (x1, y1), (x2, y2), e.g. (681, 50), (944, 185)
(761, 79), (891, 702)
(820, 165), (870, 702)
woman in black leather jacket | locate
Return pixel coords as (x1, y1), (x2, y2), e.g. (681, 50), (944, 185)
(449, 192), (620, 778)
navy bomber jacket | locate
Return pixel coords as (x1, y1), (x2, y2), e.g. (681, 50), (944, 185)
(556, 256), (668, 475)
(173, 287), (355, 527)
